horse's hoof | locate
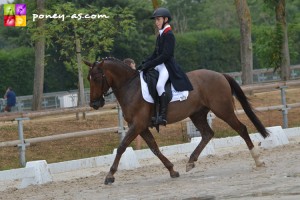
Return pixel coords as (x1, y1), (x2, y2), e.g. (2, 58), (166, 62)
(186, 162), (195, 172)
(104, 177), (115, 185)
(256, 161), (266, 167)
(170, 171), (180, 178)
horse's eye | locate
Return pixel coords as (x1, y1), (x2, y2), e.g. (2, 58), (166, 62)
(94, 76), (102, 81)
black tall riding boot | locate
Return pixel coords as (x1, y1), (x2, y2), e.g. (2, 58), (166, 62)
(157, 92), (168, 126)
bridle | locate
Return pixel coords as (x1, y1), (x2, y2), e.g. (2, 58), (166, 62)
(89, 60), (140, 97)
(89, 61), (112, 97)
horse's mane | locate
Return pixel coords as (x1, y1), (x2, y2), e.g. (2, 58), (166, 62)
(102, 57), (135, 71)
(103, 57), (122, 63)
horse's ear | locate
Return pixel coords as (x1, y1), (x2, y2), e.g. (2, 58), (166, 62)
(83, 60), (93, 68)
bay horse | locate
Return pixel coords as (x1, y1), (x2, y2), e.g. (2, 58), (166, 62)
(83, 57), (269, 185)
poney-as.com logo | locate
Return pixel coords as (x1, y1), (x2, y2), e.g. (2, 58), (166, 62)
(4, 4), (26, 27)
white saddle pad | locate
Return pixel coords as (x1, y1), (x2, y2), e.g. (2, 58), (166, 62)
(139, 72), (189, 103)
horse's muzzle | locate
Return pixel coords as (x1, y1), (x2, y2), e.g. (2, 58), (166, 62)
(90, 98), (105, 110)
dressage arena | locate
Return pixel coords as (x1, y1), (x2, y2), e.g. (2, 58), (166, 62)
(1, 133), (300, 200)
(1, 85), (300, 199)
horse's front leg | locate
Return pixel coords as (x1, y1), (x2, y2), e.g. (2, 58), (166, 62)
(104, 126), (138, 185)
(140, 129), (180, 178)
(186, 111), (214, 172)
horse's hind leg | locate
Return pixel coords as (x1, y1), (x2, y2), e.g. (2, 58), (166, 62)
(216, 111), (265, 167)
(228, 116), (265, 167)
(140, 129), (180, 178)
(186, 108), (214, 172)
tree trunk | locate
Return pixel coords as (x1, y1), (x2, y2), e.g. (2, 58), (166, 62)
(151, 0), (159, 9)
(75, 37), (85, 107)
(151, 0), (159, 35)
(275, 0), (290, 80)
(32, 0), (45, 111)
(235, 0), (253, 85)
(75, 36), (86, 120)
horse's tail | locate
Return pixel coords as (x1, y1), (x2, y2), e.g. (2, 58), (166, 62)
(223, 74), (270, 138)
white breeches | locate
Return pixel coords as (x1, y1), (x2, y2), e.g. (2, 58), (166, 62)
(155, 63), (169, 96)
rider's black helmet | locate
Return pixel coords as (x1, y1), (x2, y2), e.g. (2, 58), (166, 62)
(150, 7), (172, 22)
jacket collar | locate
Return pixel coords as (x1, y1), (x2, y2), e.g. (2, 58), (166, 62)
(159, 25), (171, 36)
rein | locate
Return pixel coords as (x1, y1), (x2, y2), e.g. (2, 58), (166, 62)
(104, 90), (113, 97)
(103, 75), (113, 97)
(107, 72), (139, 96)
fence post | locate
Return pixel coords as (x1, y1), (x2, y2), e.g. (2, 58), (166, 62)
(55, 96), (59, 108)
(279, 86), (289, 128)
(15, 117), (30, 167)
(117, 104), (126, 142)
(186, 113), (215, 139)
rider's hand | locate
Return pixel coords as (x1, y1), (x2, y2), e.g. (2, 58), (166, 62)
(137, 64), (144, 71)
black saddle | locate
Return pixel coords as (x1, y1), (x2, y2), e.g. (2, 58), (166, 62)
(142, 68), (172, 104)
(142, 69), (173, 131)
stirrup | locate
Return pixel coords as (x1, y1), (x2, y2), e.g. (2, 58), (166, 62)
(156, 116), (167, 126)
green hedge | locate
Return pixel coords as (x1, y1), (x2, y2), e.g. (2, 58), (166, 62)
(174, 25), (300, 73)
(175, 29), (241, 73)
(0, 47), (34, 96)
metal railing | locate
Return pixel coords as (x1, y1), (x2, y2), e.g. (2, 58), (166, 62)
(1, 79), (300, 167)
(186, 84), (300, 138)
(0, 89), (116, 112)
(227, 65), (300, 84)
(0, 65), (299, 112)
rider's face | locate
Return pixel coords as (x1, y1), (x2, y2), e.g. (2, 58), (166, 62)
(155, 17), (167, 29)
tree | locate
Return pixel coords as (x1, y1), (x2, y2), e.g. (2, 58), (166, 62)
(275, 0), (290, 80)
(44, 3), (135, 107)
(32, 0), (46, 111)
(235, 0), (253, 84)
(0, 47), (34, 95)
(264, 0), (290, 80)
(152, 0), (159, 9)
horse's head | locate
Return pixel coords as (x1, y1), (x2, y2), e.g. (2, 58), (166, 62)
(83, 60), (110, 110)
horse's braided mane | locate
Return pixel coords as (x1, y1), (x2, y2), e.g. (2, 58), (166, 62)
(102, 57), (139, 83)
(103, 57), (124, 65)
(102, 57), (136, 71)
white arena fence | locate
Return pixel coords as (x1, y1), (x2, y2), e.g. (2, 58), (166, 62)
(0, 101), (299, 167)
(0, 126), (299, 190)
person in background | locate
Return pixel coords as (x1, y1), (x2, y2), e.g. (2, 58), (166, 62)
(3, 87), (16, 112)
(123, 58), (142, 149)
(123, 58), (136, 69)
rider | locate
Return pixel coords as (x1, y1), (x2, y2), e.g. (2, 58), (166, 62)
(138, 7), (193, 126)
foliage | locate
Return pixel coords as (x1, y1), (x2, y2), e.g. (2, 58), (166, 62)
(1, 0), (300, 95)
(109, 0), (155, 64)
(260, 0), (290, 73)
(163, 0), (239, 31)
(0, 47), (34, 96)
(288, 23), (300, 64)
(42, 3), (135, 84)
(253, 25), (282, 70)
(23, 1), (136, 90)
(263, 0), (279, 8)
(176, 29), (241, 72)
